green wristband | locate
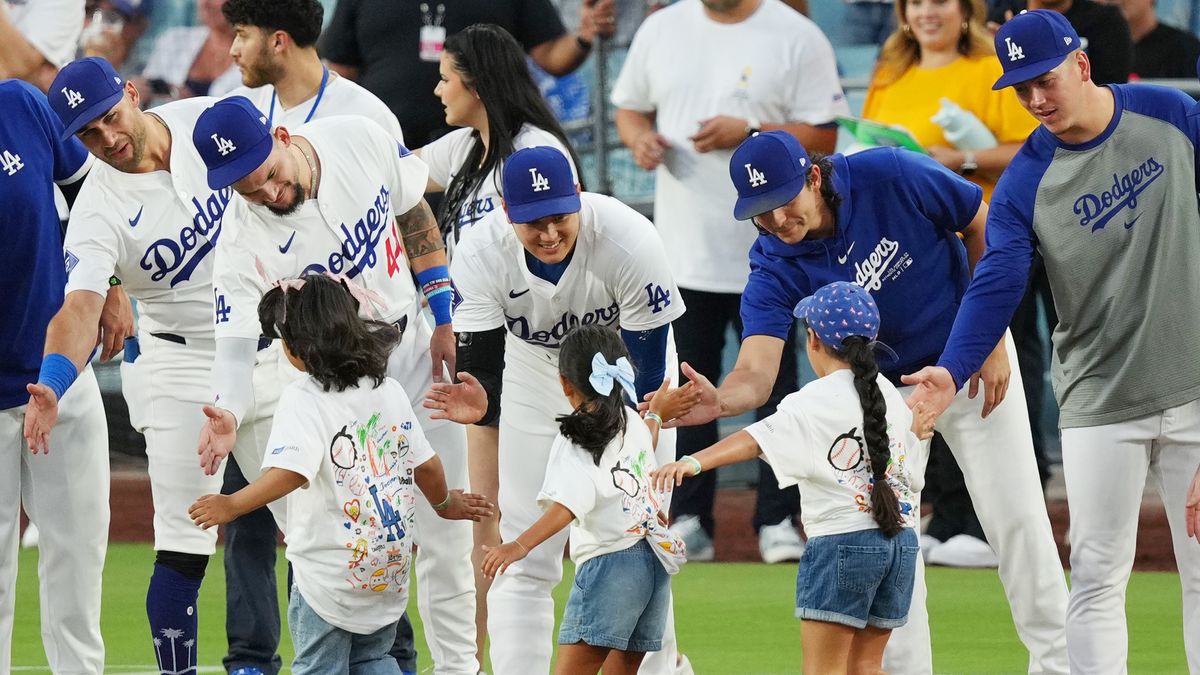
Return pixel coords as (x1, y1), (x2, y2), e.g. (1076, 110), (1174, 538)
(681, 455), (702, 475)
(432, 492), (452, 511)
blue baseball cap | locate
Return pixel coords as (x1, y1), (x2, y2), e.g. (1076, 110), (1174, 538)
(193, 96), (274, 190)
(729, 131), (811, 221)
(501, 146), (581, 223)
(992, 10), (1082, 90)
(48, 57), (126, 140)
(793, 281), (880, 348)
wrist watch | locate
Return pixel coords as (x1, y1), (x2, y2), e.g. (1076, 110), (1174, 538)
(744, 115), (761, 138)
(959, 152), (978, 177)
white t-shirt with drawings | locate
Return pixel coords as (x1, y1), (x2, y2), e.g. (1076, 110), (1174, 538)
(419, 124), (575, 242)
(537, 407), (686, 573)
(745, 369), (926, 540)
(263, 375), (435, 634)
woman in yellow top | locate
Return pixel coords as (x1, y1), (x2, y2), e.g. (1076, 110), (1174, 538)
(862, 0), (1036, 200)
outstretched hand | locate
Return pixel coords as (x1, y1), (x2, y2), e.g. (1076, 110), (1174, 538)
(650, 460), (701, 494)
(645, 378), (700, 424)
(481, 541), (529, 578)
(188, 493), (238, 530)
(901, 366), (956, 418)
(197, 405), (237, 476)
(640, 362), (719, 428)
(424, 372), (487, 424)
(23, 383), (60, 454)
(436, 490), (494, 521)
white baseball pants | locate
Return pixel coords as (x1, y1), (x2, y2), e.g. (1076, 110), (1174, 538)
(0, 366), (109, 675)
(891, 333), (1070, 674)
(1060, 396), (1200, 674)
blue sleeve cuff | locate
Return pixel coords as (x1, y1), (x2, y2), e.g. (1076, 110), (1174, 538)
(416, 265), (453, 325)
(621, 325), (669, 400)
(37, 353), (79, 401)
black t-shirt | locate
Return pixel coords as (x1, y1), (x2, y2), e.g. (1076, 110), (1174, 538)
(1132, 22), (1200, 79)
(320, 0), (567, 147)
(988, 0), (1133, 84)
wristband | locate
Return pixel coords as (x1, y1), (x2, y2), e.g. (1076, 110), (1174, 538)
(432, 492), (452, 511)
(514, 540), (530, 554)
(37, 353), (79, 401)
(108, 275), (121, 287)
(416, 266), (453, 326)
(681, 454), (702, 476)
(645, 411), (663, 427)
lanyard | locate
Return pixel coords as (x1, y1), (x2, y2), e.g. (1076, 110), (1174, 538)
(267, 66), (329, 127)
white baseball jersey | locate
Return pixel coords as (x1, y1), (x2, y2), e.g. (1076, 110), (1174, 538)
(227, 72), (405, 143)
(214, 116), (429, 340)
(65, 96), (229, 340)
(449, 192), (685, 363)
(420, 125), (574, 239)
(265, 375), (434, 635)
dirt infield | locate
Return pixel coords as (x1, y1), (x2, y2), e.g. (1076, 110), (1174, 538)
(101, 472), (1178, 571)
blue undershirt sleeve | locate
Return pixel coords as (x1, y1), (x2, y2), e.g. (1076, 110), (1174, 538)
(621, 324), (669, 401)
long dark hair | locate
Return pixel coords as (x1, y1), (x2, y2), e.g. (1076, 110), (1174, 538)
(839, 336), (904, 537)
(258, 275), (400, 392)
(437, 23), (582, 239)
(556, 325), (630, 465)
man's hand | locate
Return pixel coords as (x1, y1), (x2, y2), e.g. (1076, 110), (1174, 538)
(640, 362), (720, 428)
(968, 339), (1010, 419)
(98, 285), (135, 361)
(901, 366), (957, 418)
(1187, 464), (1200, 540)
(435, 489), (495, 521)
(23, 383), (60, 454)
(424, 372), (488, 424)
(197, 405), (237, 476)
(578, 0), (616, 42)
(690, 116), (749, 153)
(430, 323), (456, 383)
(632, 129), (670, 170)
(188, 494), (239, 530)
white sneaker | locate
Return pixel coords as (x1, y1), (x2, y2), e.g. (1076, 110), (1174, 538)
(20, 523), (39, 549)
(919, 534), (942, 563)
(758, 518), (805, 564)
(670, 515), (714, 562)
(926, 534), (998, 568)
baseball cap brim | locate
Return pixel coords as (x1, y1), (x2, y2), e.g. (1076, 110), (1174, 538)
(992, 52), (1071, 90)
(506, 192), (582, 224)
(792, 295), (815, 322)
(733, 173), (805, 221)
(60, 88), (124, 140)
(205, 132), (274, 190)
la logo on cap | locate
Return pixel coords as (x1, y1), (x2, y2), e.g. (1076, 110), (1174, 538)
(1005, 36), (1025, 62)
(745, 163), (767, 188)
(529, 167), (550, 192)
(211, 133), (237, 156)
(61, 87), (85, 109)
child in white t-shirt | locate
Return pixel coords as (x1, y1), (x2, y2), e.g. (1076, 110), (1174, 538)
(654, 281), (934, 673)
(480, 324), (695, 675)
(188, 274), (492, 675)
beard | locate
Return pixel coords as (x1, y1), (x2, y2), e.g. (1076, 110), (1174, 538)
(266, 182), (306, 216)
(240, 45), (286, 88)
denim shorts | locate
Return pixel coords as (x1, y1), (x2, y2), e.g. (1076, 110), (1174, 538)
(795, 527), (919, 629)
(558, 539), (671, 652)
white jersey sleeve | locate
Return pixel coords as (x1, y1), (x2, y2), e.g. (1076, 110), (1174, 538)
(381, 129), (430, 219)
(744, 392), (817, 489)
(606, 206), (686, 331)
(63, 185), (125, 299)
(418, 127), (473, 190)
(448, 239), (506, 333)
(212, 197), (270, 340)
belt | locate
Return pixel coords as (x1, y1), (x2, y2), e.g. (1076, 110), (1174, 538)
(150, 332), (272, 351)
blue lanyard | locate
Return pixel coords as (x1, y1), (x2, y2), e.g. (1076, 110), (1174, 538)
(267, 66), (329, 126)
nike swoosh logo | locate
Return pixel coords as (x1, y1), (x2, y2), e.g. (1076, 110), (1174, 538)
(278, 231), (297, 254)
(128, 206), (143, 228)
(1124, 214), (1141, 230)
(837, 241), (855, 265)
(508, 289), (530, 298)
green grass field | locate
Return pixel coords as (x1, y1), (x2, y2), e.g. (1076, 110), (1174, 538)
(10, 543), (1188, 673)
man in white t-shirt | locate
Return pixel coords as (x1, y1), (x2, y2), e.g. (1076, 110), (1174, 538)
(611, 0), (849, 564)
(192, 97), (478, 675)
(0, 0), (84, 90)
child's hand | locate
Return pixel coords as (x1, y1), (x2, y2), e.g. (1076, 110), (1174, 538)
(481, 541), (530, 578)
(647, 378), (701, 424)
(911, 401), (936, 440)
(437, 490), (494, 521)
(650, 460), (700, 493)
(188, 494), (238, 530)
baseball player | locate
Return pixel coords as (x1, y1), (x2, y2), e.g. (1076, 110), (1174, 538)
(219, 1), (418, 671)
(423, 146), (685, 675)
(21, 57), (279, 675)
(191, 97), (477, 675)
(1, 77), (108, 675)
(667, 130), (1069, 674)
(905, 11), (1200, 673)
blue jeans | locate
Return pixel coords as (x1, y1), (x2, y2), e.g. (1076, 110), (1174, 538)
(795, 528), (919, 629)
(288, 586), (402, 675)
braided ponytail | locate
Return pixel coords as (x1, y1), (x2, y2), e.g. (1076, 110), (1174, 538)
(840, 336), (904, 538)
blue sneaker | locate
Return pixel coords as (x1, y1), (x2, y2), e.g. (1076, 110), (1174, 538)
(230, 668), (265, 675)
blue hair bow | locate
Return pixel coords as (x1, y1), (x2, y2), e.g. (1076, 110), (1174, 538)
(589, 352), (637, 402)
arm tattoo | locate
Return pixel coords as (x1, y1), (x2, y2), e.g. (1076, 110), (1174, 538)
(396, 199), (444, 259)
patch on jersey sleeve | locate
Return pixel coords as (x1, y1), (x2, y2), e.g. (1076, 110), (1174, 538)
(397, 142), (412, 158)
(64, 249), (80, 277)
(450, 279), (463, 313)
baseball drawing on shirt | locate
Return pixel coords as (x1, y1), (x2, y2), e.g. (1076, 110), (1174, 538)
(611, 447), (687, 565)
(826, 425), (917, 517)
